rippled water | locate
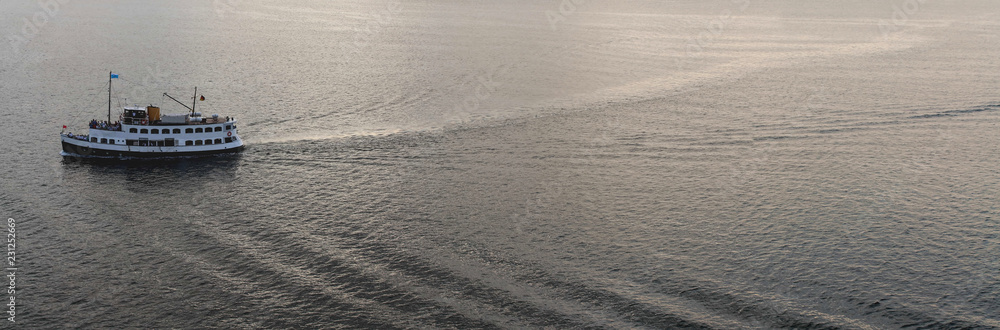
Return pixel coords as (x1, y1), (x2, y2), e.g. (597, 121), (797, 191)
(1, 0), (999, 328)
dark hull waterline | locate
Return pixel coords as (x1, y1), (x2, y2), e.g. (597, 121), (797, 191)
(62, 141), (245, 158)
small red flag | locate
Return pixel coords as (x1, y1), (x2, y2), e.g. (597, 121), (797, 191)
(63, 125), (67, 129)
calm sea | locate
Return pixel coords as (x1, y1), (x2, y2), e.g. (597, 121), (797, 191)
(1, 0), (998, 328)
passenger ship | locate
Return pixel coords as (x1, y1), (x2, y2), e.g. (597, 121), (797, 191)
(61, 72), (245, 158)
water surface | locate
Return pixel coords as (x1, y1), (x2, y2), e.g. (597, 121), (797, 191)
(1, 0), (998, 328)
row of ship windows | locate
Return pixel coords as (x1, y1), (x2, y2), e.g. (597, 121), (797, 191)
(91, 137), (236, 146)
(128, 125), (233, 134)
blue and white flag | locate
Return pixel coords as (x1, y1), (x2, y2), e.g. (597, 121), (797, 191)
(110, 73), (119, 79)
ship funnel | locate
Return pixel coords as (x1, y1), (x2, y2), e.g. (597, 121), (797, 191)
(147, 105), (161, 122)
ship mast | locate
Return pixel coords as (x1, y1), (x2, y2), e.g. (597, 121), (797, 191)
(192, 87), (197, 114)
(108, 71), (112, 123)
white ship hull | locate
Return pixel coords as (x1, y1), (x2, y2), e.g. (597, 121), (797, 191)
(62, 121), (245, 158)
(61, 135), (244, 158)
